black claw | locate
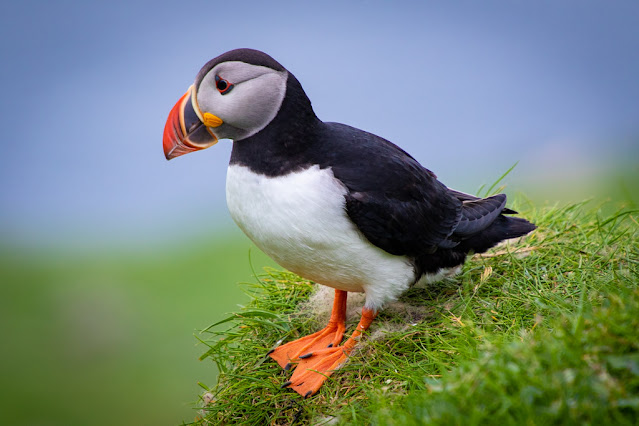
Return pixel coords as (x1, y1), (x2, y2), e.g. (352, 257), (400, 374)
(281, 381), (292, 389)
(304, 390), (313, 399)
(299, 352), (313, 359)
(284, 363), (292, 371)
(327, 343), (333, 348)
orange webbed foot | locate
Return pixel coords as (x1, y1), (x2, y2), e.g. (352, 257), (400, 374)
(277, 302), (378, 398)
(268, 321), (345, 370)
(284, 345), (351, 397)
(269, 289), (348, 370)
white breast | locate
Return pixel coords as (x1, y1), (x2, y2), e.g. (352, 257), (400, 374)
(225, 164), (417, 309)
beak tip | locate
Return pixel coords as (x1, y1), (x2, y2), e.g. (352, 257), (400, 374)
(163, 141), (174, 160)
(163, 141), (176, 160)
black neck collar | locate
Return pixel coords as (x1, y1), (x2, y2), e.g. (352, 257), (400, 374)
(230, 72), (322, 176)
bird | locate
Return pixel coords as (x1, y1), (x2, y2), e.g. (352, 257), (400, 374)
(162, 48), (536, 398)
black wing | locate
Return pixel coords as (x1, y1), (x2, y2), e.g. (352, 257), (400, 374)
(321, 123), (462, 256)
(319, 123), (521, 261)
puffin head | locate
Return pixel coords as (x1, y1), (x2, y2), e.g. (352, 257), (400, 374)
(163, 49), (289, 160)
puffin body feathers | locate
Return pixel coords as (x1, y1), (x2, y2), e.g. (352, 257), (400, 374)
(228, 103), (534, 309)
(226, 164), (418, 308)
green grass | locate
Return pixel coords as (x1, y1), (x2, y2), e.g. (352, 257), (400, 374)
(192, 200), (638, 425)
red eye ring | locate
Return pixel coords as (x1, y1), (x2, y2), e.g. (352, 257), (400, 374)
(215, 75), (234, 95)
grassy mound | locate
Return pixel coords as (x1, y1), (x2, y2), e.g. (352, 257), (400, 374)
(190, 201), (638, 425)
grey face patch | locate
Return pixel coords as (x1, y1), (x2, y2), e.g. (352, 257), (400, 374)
(196, 62), (288, 140)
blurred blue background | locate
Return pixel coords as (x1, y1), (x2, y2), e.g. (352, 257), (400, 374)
(1, 1), (637, 424)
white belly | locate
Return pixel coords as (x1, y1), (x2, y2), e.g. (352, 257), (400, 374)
(225, 164), (416, 309)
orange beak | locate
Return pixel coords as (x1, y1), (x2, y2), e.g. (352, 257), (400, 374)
(163, 86), (218, 160)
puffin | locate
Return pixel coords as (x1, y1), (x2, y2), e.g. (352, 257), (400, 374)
(162, 48), (536, 398)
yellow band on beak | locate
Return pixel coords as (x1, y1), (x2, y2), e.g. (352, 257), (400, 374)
(202, 112), (223, 128)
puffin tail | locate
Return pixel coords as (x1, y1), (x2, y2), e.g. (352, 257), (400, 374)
(458, 215), (536, 254)
(447, 193), (536, 254)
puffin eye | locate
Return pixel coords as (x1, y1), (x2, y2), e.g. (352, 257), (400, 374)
(215, 75), (234, 95)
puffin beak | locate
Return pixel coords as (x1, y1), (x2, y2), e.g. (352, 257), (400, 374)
(163, 85), (221, 160)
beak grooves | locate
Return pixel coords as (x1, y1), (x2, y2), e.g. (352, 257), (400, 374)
(163, 87), (218, 160)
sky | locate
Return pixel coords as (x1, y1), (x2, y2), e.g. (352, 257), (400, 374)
(1, 0), (638, 249)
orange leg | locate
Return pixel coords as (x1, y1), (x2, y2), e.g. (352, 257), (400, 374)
(283, 306), (377, 398)
(269, 289), (348, 371)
